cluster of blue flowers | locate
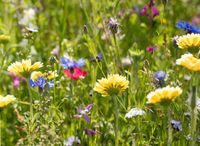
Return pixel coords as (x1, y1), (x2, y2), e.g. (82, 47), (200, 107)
(176, 21), (200, 33)
(60, 57), (85, 70)
(29, 77), (54, 89)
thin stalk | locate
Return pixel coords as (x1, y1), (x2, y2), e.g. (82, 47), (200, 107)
(113, 33), (121, 72)
(0, 110), (1, 146)
(26, 78), (33, 145)
(191, 85), (197, 146)
(167, 107), (172, 146)
(113, 95), (119, 146)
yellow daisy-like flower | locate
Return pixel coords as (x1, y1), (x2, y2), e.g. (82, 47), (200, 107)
(94, 74), (129, 97)
(31, 71), (58, 81)
(44, 71), (58, 80)
(0, 95), (16, 107)
(177, 33), (200, 49)
(7, 59), (43, 76)
(176, 53), (200, 71)
(31, 71), (43, 81)
(147, 86), (182, 104)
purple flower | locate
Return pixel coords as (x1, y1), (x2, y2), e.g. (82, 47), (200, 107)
(91, 53), (103, 62)
(85, 128), (100, 136)
(74, 104), (93, 122)
(140, 5), (148, 16)
(170, 120), (182, 131)
(146, 46), (157, 53)
(108, 18), (119, 34)
(60, 57), (86, 70)
(140, 0), (160, 18)
(151, 5), (160, 17)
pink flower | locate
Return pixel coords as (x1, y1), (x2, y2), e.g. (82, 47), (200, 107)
(8, 73), (25, 88)
(64, 68), (87, 80)
(146, 46), (157, 53)
(151, 5), (160, 17)
(140, 5), (148, 16)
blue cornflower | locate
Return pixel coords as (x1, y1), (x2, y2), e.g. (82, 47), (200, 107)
(176, 21), (200, 33)
(29, 77), (54, 88)
(154, 71), (166, 87)
(170, 120), (182, 131)
(29, 77), (46, 88)
(60, 57), (85, 70)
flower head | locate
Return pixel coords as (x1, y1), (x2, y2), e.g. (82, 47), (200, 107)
(7, 59), (43, 76)
(140, 0), (159, 18)
(29, 77), (46, 88)
(154, 70), (166, 87)
(147, 86), (182, 104)
(170, 120), (182, 131)
(108, 18), (119, 34)
(94, 74), (129, 97)
(176, 53), (200, 71)
(64, 136), (81, 146)
(74, 104), (92, 122)
(85, 128), (100, 136)
(60, 57), (85, 70)
(177, 33), (200, 49)
(64, 68), (87, 80)
(8, 73), (26, 89)
(151, 5), (160, 17)
(146, 46), (157, 53)
(125, 108), (145, 118)
(176, 21), (200, 34)
(0, 95), (16, 107)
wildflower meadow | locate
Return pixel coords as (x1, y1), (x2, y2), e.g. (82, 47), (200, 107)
(1, 0), (200, 145)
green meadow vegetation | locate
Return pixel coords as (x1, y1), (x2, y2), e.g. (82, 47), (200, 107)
(0, 0), (200, 145)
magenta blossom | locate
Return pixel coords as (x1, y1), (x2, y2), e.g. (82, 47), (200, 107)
(151, 5), (160, 17)
(140, 0), (160, 18)
(8, 73), (26, 88)
(74, 104), (92, 122)
(146, 46), (157, 53)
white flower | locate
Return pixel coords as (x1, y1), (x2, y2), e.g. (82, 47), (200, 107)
(19, 8), (36, 26)
(64, 136), (80, 146)
(125, 108), (145, 118)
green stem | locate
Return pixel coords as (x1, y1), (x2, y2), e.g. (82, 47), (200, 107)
(113, 33), (120, 72)
(113, 95), (119, 146)
(0, 110), (1, 146)
(191, 85), (197, 146)
(167, 107), (172, 146)
(26, 78), (33, 145)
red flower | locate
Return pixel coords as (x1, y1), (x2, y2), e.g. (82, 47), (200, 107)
(64, 68), (87, 80)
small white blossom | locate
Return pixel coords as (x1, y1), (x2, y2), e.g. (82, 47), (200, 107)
(64, 136), (80, 146)
(125, 108), (145, 118)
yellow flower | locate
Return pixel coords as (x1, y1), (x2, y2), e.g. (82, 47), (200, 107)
(31, 71), (58, 81)
(31, 71), (43, 81)
(147, 86), (182, 104)
(177, 33), (200, 49)
(44, 71), (58, 80)
(0, 95), (16, 107)
(7, 59), (43, 76)
(94, 74), (129, 97)
(176, 53), (200, 71)
(0, 35), (10, 44)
